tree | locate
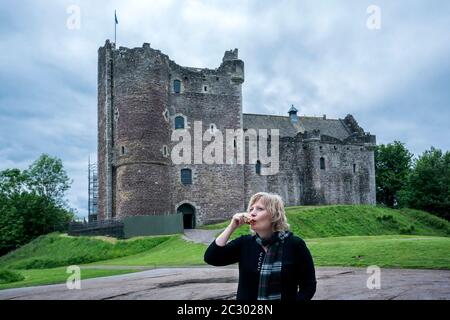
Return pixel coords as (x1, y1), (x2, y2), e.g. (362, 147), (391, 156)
(0, 169), (28, 196)
(398, 147), (450, 220)
(0, 154), (74, 255)
(25, 154), (72, 206)
(375, 141), (413, 207)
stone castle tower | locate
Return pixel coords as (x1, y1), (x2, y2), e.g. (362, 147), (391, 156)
(97, 40), (376, 229)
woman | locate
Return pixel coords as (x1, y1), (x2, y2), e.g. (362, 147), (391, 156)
(204, 192), (316, 300)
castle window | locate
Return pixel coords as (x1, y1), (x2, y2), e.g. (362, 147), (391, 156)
(334, 146), (337, 150)
(121, 146), (127, 155)
(353, 163), (356, 173)
(256, 160), (261, 175)
(173, 80), (181, 94)
(320, 157), (325, 170)
(216, 77), (220, 81)
(175, 116), (185, 129)
(181, 169), (192, 185)
(204, 86), (208, 92)
(319, 146), (323, 150)
(162, 145), (169, 157)
(234, 139), (237, 148)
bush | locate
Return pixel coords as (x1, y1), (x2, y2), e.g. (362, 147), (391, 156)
(398, 147), (450, 221)
(0, 270), (24, 284)
(400, 224), (415, 234)
(0, 193), (73, 256)
(376, 214), (396, 223)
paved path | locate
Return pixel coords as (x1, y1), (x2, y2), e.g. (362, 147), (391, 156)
(1, 267), (449, 300)
(182, 229), (222, 245)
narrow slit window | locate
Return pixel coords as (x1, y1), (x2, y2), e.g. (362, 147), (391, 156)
(320, 157), (325, 170)
(353, 163), (356, 173)
(173, 80), (181, 93)
(163, 145), (169, 157)
(256, 160), (261, 175)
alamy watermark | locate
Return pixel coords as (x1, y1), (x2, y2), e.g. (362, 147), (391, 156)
(171, 121), (280, 175)
(366, 5), (381, 30)
(66, 265), (81, 289)
(66, 5), (81, 30)
(366, 265), (381, 289)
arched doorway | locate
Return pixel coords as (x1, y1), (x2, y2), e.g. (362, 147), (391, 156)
(177, 203), (196, 229)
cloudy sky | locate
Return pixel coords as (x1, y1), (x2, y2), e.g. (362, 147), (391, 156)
(1, 0), (449, 217)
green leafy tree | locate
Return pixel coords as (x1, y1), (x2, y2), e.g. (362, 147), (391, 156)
(0, 169), (28, 196)
(0, 154), (74, 255)
(398, 147), (450, 220)
(375, 141), (413, 207)
(25, 154), (72, 206)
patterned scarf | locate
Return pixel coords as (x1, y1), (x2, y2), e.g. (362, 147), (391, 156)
(255, 231), (292, 300)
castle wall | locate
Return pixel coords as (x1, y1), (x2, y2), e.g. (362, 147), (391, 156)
(244, 133), (377, 207)
(168, 51), (246, 225)
(98, 42), (174, 220)
(97, 41), (114, 220)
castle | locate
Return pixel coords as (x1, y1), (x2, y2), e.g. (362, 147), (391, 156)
(97, 40), (376, 229)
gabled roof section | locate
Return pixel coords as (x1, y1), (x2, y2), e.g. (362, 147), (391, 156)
(298, 116), (351, 141)
(242, 113), (354, 140)
(242, 114), (297, 137)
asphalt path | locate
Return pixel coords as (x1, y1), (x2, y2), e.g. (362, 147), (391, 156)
(1, 266), (449, 300)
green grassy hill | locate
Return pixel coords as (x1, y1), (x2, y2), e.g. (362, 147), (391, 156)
(0, 233), (171, 270)
(202, 205), (450, 239)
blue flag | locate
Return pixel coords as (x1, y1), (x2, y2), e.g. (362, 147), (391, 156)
(115, 11), (118, 24)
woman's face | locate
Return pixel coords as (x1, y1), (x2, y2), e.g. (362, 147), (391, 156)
(248, 199), (272, 233)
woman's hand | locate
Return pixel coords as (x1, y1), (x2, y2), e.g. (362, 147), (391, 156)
(216, 212), (252, 247)
(230, 212), (252, 229)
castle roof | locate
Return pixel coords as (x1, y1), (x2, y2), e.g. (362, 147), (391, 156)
(242, 113), (353, 140)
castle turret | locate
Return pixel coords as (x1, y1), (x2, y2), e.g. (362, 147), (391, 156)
(220, 48), (244, 85)
(288, 105), (298, 124)
(98, 41), (173, 220)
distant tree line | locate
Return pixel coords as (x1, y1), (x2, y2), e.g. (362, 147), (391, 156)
(375, 141), (449, 220)
(0, 154), (75, 256)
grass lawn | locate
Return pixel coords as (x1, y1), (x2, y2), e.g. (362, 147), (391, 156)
(0, 267), (139, 290)
(90, 234), (450, 270)
(91, 235), (207, 267)
(305, 235), (450, 269)
(0, 233), (172, 270)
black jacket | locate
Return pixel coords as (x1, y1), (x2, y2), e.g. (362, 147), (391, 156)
(204, 234), (316, 300)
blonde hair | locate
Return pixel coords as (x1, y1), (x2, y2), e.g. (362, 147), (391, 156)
(247, 192), (290, 232)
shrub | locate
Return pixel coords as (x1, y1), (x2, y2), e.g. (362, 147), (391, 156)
(376, 214), (396, 223)
(0, 270), (24, 284)
(400, 224), (415, 234)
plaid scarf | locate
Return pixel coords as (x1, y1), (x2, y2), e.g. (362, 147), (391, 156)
(255, 231), (292, 300)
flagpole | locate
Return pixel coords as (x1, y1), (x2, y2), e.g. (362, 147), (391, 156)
(114, 10), (117, 45)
